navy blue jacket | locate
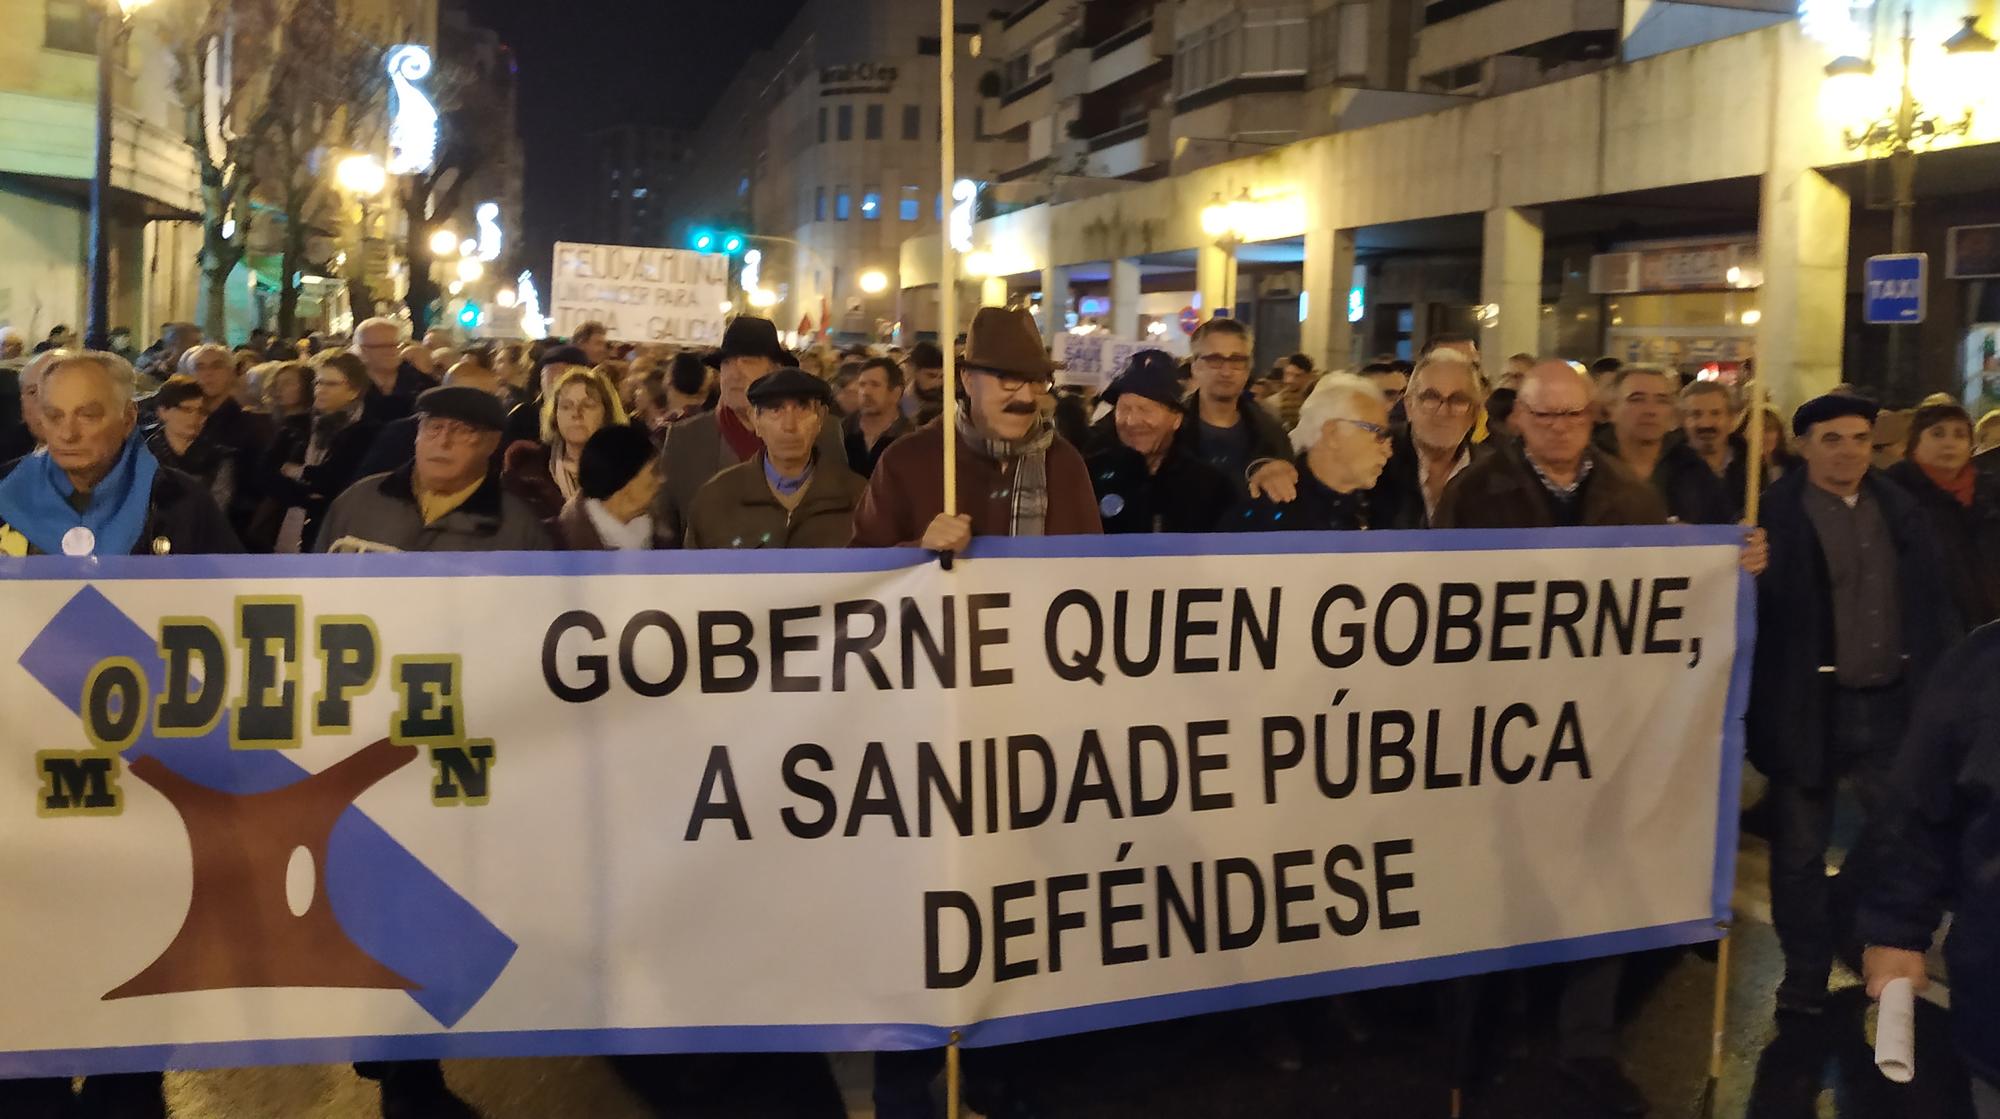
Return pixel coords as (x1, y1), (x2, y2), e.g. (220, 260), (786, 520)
(1856, 625), (2000, 1085)
(1747, 469), (1960, 785)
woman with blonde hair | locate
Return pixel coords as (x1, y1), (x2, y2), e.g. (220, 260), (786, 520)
(501, 365), (628, 519)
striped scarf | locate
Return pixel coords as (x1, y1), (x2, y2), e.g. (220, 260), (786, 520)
(957, 409), (1056, 537)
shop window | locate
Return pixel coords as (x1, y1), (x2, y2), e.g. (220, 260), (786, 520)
(899, 185), (921, 221)
(861, 190), (881, 220)
(835, 188), (851, 220)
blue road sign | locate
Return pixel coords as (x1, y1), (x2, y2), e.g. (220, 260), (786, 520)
(1864, 254), (1927, 324)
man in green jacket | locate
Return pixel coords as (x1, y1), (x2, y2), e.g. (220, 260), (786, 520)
(684, 367), (864, 549)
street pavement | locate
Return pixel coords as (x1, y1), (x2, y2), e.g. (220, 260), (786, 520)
(133, 829), (1979, 1118)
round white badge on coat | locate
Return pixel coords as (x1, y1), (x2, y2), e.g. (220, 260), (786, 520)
(60, 526), (96, 556)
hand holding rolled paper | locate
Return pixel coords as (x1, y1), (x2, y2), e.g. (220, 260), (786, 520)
(1865, 945), (1931, 1084)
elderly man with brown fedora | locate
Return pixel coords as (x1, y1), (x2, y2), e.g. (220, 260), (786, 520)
(655, 315), (843, 545)
(851, 306), (1100, 552)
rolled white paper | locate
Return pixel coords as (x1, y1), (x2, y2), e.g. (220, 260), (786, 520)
(1876, 977), (1916, 1084)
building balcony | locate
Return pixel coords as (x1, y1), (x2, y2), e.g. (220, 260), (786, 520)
(1086, 19), (1169, 92)
(1412, 0), (1621, 82)
(991, 74), (1055, 137)
(0, 89), (199, 217)
(1082, 111), (1171, 179)
(997, 0), (1070, 53)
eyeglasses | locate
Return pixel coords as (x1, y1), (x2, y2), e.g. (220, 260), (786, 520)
(1412, 390), (1475, 416)
(1333, 417), (1392, 444)
(1194, 353), (1253, 372)
(1521, 407), (1592, 425)
(418, 417), (487, 443)
(981, 371), (1052, 394)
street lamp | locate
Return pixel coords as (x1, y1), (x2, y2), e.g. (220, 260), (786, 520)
(429, 229), (462, 257)
(336, 154), (387, 198)
(1824, 3), (1995, 397)
(1199, 188), (1255, 316)
(84, 0), (155, 350)
(455, 258), (484, 283)
(335, 154), (387, 299)
(859, 269), (890, 295)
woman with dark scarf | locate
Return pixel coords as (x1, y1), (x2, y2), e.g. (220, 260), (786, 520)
(144, 374), (236, 519)
(1888, 398), (2000, 627)
(257, 352), (382, 553)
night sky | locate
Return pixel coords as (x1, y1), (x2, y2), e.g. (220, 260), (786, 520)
(467, 0), (808, 271)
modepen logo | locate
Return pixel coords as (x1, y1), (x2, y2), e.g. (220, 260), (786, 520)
(21, 587), (515, 1028)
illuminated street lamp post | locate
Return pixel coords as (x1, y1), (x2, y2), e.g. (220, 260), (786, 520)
(85, 0), (154, 351)
(1823, 4), (1994, 396)
(336, 155), (388, 260)
(1200, 188), (1255, 317)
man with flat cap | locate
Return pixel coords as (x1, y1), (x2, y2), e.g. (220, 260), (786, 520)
(1086, 348), (1232, 533)
(684, 367), (865, 548)
(315, 384), (551, 554)
(656, 316), (844, 546)
(1750, 390), (1960, 1019)
(852, 306), (1100, 552)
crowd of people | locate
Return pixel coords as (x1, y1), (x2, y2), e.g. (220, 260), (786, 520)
(0, 306), (1995, 1119)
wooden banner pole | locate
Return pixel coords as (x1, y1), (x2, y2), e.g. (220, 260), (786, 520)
(939, 0), (959, 526)
(1699, 927), (1733, 1118)
(1743, 378), (1766, 525)
(946, 1028), (963, 1119)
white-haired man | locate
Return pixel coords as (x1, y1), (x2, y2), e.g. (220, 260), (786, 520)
(1231, 373), (1393, 531)
(350, 316), (436, 422)
(0, 352), (237, 557)
(1368, 350), (1492, 528)
(178, 342), (276, 545)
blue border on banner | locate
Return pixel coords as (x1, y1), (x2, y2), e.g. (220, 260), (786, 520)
(0, 524), (1739, 581)
(0, 525), (1752, 1077)
(0, 919), (1721, 1076)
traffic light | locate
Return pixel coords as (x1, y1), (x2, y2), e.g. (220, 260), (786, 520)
(458, 302), (483, 330)
(689, 227), (747, 254)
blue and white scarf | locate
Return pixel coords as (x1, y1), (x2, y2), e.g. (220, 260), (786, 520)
(0, 430), (158, 556)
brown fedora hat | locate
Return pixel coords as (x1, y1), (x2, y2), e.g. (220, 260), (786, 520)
(960, 307), (1054, 381)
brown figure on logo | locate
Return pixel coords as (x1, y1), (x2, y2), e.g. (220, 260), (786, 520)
(105, 738), (418, 999)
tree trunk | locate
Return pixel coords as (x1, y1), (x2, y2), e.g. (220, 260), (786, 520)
(277, 206), (306, 340)
(402, 181), (438, 335)
(202, 258), (231, 340)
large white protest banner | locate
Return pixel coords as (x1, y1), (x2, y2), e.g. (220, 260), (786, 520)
(549, 241), (728, 346)
(0, 529), (1747, 1076)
